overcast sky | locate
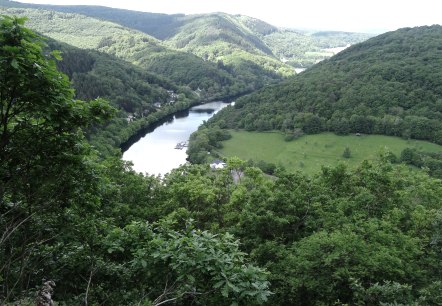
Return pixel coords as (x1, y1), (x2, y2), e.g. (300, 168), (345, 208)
(13, 0), (442, 33)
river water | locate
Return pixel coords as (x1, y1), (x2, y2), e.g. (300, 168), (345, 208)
(122, 101), (229, 176)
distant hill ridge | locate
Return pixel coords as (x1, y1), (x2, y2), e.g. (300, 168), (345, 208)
(0, 5), (259, 99)
(2, 0), (371, 69)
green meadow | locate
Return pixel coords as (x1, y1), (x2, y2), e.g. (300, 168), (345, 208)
(218, 131), (442, 174)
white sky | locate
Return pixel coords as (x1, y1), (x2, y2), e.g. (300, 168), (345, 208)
(13, 0), (442, 33)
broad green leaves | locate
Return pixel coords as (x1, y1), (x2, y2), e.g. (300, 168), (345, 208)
(104, 220), (271, 305)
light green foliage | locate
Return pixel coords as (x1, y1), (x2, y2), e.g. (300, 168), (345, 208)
(263, 29), (372, 68)
(225, 159), (442, 304)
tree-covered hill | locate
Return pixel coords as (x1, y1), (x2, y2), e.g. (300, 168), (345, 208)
(0, 3), (292, 94)
(162, 13), (275, 57)
(0, 0), (187, 39)
(208, 25), (442, 145)
(0, 6), (256, 100)
(1, 0), (370, 71)
(47, 39), (193, 115)
(159, 13), (295, 85)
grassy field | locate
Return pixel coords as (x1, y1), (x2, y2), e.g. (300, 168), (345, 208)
(218, 131), (442, 174)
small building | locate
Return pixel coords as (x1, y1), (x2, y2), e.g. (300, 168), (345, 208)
(210, 159), (226, 170)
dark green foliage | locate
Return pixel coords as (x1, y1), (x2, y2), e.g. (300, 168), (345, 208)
(187, 125), (232, 164)
(0, 15), (114, 301)
(0, 18), (271, 305)
(209, 25), (442, 146)
(103, 220), (271, 305)
(343, 146), (351, 158)
(2, 8), (441, 306)
(401, 148), (442, 178)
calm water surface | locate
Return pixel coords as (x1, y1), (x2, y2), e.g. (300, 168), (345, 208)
(123, 101), (229, 176)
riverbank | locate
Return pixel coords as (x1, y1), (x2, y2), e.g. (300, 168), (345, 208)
(119, 90), (253, 154)
(122, 101), (230, 175)
(86, 89), (253, 157)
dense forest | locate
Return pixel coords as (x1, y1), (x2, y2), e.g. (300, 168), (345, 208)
(187, 26), (442, 167)
(1, 17), (441, 305)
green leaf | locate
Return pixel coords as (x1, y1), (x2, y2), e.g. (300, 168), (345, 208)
(213, 280), (225, 289)
(141, 259), (147, 268)
(51, 50), (63, 60)
(11, 58), (19, 69)
(221, 285), (229, 298)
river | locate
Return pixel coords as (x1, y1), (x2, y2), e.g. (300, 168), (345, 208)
(122, 101), (229, 176)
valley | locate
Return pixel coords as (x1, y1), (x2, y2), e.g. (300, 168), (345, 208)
(1, 1), (441, 305)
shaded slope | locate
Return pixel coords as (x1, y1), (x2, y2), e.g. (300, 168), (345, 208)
(46, 39), (195, 115)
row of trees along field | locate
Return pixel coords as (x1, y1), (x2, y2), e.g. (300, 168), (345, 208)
(1, 18), (441, 305)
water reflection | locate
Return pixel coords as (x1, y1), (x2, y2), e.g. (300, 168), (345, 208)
(122, 101), (229, 176)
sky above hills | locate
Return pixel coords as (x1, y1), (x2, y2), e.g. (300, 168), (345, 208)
(13, 0), (442, 33)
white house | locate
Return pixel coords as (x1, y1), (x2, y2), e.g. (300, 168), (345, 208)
(210, 159), (226, 170)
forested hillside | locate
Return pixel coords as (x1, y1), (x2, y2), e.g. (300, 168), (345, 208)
(1, 0), (371, 71)
(44, 39), (198, 154)
(0, 3), (293, 94)
(1, 15), (441, 306)
(0, 6), (256, 100)
(263, 29), (372, 67)
(207, 25), (442, 143)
